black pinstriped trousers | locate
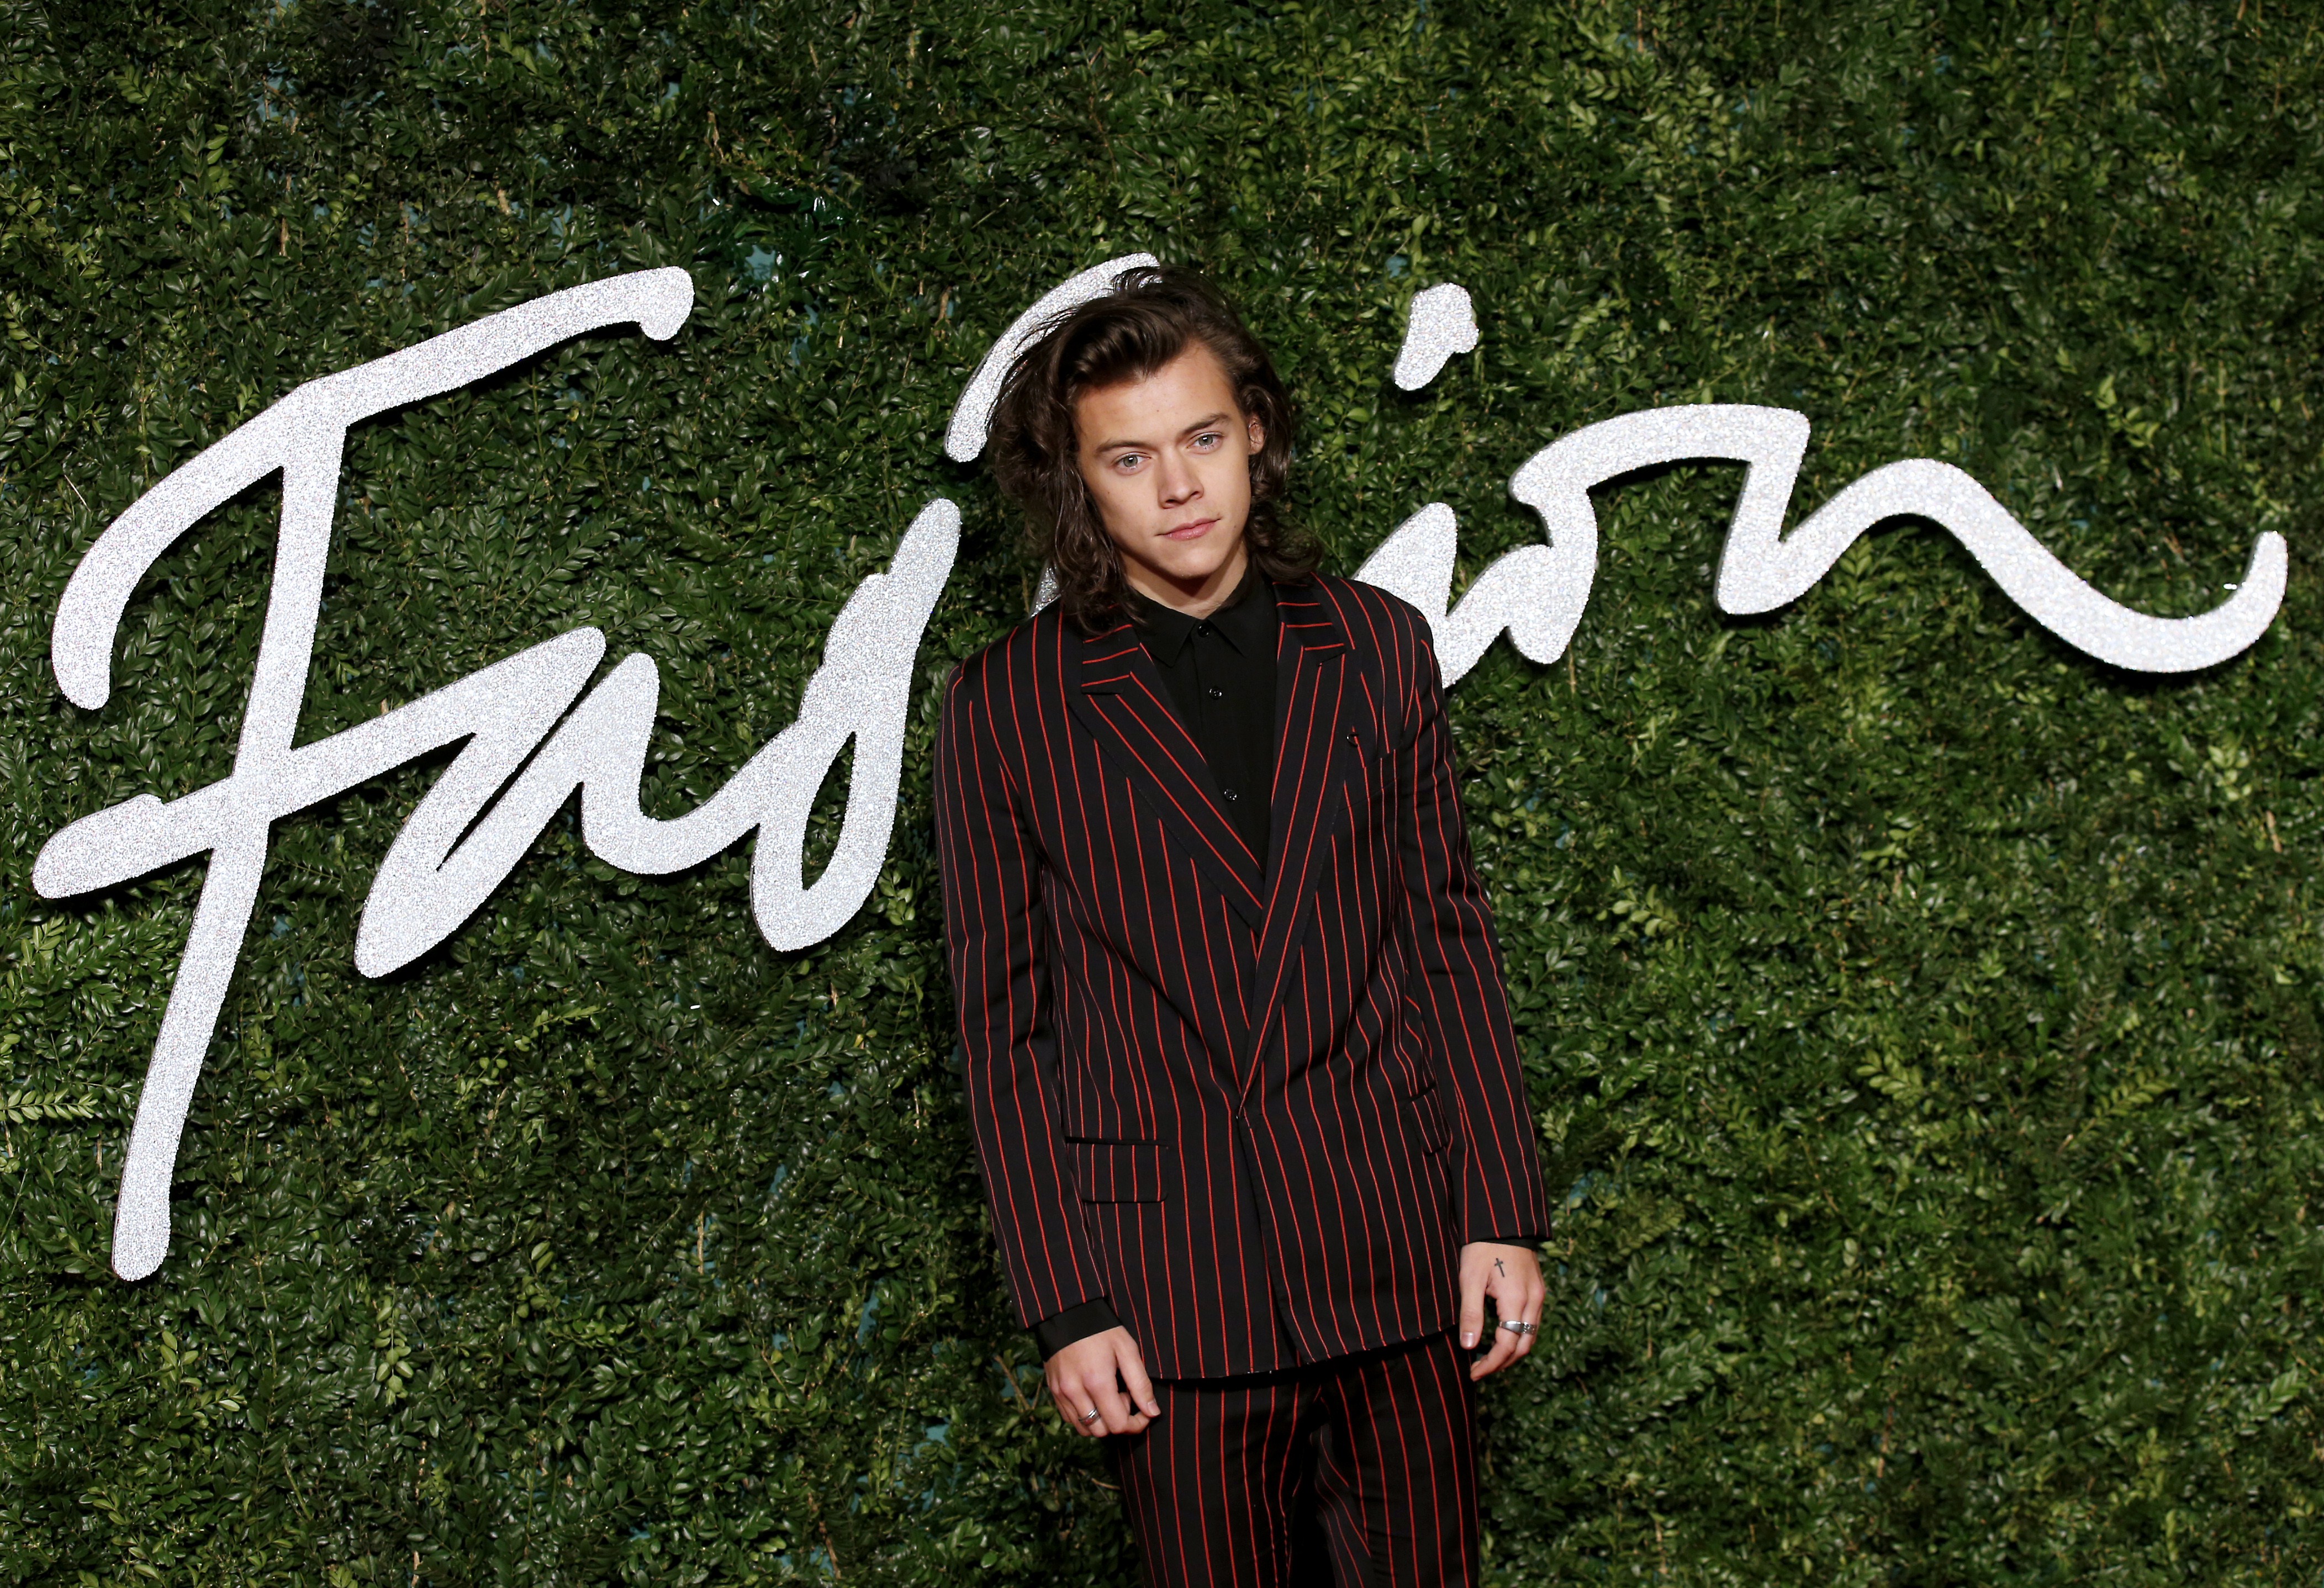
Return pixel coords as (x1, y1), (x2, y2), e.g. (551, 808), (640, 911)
(1111, 1332), (1480, 1588)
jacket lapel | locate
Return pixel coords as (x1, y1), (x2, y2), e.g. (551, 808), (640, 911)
(1067, 616), (1266, 930)
(1240, 580), (1356, 1089)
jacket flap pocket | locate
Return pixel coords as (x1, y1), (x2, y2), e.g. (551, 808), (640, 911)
(1071, 1140), (1166, 1203)
(1394, 1078), (1450, 1153)
(1408, 1092), (1451, 1155)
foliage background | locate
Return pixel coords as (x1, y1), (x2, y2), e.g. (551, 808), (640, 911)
(3, 0), (2322, 1580)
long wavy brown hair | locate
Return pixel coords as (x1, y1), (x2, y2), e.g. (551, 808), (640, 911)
(986, 265), (1318, 631)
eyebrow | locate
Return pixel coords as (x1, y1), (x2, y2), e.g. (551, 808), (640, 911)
(1091, 411), (1235, 453)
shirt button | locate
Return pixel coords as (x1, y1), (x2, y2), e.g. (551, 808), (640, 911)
(1206, 686), (1226, 700)
(1222, 787), (1240, 802)
(1193, 622), (1211, 637)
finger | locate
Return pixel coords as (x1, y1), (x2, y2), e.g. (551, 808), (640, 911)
(1048, 1365), (1108, 1436)
(1514, 1282), (1546, 1361)
(1117, 1342), (1163, 1419)
(1483, 1319), (1523, 1373)
(1469, 1322), (1522, 1381)
(1053, 1386), (1103, 1436)
(1048, 1377), (1092, 1431)
(1482, 1264), (1543, 1361)
(1469, 1333), (1518, 1380)
(1457, 1272), (1488, 1351)
(1488, 1277), (1539, 1365)
(1082, 1369), (1141, 1436)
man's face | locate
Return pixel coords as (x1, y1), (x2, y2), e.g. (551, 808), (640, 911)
(1073, 343), (1265, 607)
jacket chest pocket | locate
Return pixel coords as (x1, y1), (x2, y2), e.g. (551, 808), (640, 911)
(1072, 1141), (1166, 1203)
(1334, 727), (1385, 839)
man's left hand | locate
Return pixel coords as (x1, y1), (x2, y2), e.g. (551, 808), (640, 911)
(1457, 1241), (1545, 1381)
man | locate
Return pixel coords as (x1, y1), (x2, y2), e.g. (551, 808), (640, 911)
(934, 266), (1550, 1587)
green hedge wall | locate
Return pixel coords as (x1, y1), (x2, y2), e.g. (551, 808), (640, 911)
(4, 0), (2322, 1581)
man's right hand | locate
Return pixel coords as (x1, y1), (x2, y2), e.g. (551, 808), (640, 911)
(1044, 1326), (1160, 1437)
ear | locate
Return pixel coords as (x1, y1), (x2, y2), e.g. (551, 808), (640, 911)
(1245, 411), (1265, 454)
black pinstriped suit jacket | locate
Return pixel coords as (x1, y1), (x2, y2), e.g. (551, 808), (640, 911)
(934, 574), (1550, 1381)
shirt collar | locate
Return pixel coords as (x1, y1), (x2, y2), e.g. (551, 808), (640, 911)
(1127, 562), (1276, 665)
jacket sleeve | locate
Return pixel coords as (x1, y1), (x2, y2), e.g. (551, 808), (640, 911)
(933, 667), (1107, 1327)
(1391, 623), (1553, 1245)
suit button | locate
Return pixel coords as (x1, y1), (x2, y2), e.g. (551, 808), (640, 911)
(1206, 686), (1225, 700)
(1221, 787), (1240, 802)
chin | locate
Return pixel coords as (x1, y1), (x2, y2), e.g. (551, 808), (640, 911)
(1156, 549), (1233, 583)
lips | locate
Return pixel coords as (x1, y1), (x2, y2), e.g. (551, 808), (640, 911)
(1162, 517), (1218, 541)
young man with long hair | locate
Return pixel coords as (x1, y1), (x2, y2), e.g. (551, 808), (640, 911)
(934, 265), (1550, 1587)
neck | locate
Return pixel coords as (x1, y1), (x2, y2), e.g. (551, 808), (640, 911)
(1123, 537), (1251, 620)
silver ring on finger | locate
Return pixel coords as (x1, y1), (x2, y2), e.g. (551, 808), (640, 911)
(1080, 1408), (1102, 1424)
(1499, 1320), (1538, 1336)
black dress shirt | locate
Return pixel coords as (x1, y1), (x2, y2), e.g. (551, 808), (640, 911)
(1126, 566), (1280, 865)
(1030, 567), (1541, 1363)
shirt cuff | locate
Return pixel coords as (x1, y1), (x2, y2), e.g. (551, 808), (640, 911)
(1033, 1298), (1124, 1360)
(1475, 1234), (1547, 1251)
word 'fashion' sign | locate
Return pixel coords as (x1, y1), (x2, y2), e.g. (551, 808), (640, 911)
(38, 256), (2285, 1280)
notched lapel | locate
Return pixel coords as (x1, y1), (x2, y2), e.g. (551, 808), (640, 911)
(1242, 581), (1360, 1085)
(1066, 619), (1266, 929)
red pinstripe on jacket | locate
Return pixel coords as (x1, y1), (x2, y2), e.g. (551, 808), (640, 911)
(934, 574), (1550, 1381)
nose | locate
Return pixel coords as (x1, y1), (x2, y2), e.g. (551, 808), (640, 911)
(1155, 449), (1202, 509)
